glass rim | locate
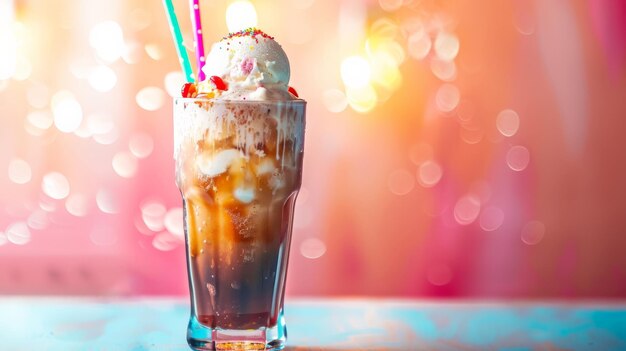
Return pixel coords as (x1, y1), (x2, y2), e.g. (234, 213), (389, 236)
(174, 97), (307, 105)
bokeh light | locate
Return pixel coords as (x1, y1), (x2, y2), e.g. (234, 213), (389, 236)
(521, 220), (546, 245)
(129, 133), (154, 159)
(408, 31), (431, 60)
(460, 127), (484, 145)
(86, 113), (115, 138)
(164, 207), (184, 238)
(164, 71), (186, 98)
(152, 232), (180, 251)
(26, 111), (53, 131)
(300, 238), (327, 259)
(370, 17), (400, 42)
(434, 32), (459, 61)
(136, 86), (165, 111)
(88, 66), (118, 92)
(89, 21), (125, 63)
(39, 198), (56, 212)
(226, 1), (258, 33)
(52, 91), (83, 133)
(436, 83), (460, 112)
(122, 41), (143, 64)
(41, 172), (70, 200)
(417, 161), (443, 188)
(369, 52), (402, 91)
(93, 125), (119, 145)
(506, 145), (530, 171)
(479, 206), (504, 232)
(27, 210), (48, 230)
(430, 59), (457, 82)
(373, 40), (405, 66)
(6, 222), (31, 245)
(8, 159), (32, 185)
(141, 201), (167, 232)
(144, 43), (163, 61)
(454, 195), (481, 225)
(112, 152), (138, 179)
(65, 194), (88, 217)
(96, 189), (119, 214)
(497, 109), (520, 137)
(341, 56), (372, 89)
(346, 84), (377, 113)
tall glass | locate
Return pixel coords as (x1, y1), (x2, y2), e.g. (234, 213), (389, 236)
(174, 98), (306, 351)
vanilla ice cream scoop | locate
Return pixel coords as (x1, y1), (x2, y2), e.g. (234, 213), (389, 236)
(200, 28), (295, 100)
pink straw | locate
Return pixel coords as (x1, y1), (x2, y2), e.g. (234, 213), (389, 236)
(190, 0), (206, 81)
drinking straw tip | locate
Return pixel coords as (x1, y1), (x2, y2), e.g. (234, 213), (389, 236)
(190, 0), (207, 81)
(162, 0), (195, 83)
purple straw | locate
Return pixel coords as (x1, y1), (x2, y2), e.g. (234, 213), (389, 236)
(191, 0), (206, 81)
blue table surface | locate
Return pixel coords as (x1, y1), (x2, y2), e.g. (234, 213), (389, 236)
(0, 298), (625, 351)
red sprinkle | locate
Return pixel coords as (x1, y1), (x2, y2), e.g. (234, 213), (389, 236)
(181, 83), (197, 98)
(210, 76), (228, 91)
(288, 86), (299, 97)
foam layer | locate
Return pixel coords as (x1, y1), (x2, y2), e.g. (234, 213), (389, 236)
(173, 100), (305, 168)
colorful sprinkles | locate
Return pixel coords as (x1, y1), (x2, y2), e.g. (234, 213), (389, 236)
(222, 28), (274, 43)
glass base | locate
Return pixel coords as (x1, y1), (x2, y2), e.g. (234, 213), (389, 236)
(187, 312), (287, 351)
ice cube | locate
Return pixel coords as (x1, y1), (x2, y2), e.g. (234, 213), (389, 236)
(269, 172), (285, 190)
(196, 149), (241, 177)
(234, 187), (255, 203)
(255, 158), (276, 175)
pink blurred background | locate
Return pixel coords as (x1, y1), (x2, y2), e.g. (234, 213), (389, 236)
(1, 0), (626, 298)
